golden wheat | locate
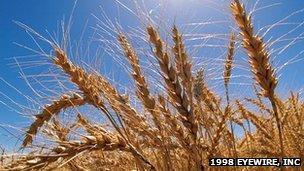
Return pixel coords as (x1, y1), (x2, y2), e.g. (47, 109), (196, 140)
(2, 0), (304, 170)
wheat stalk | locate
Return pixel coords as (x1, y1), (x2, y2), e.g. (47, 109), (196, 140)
(230, 0), (277, 98)
(231, 0), (284, 161)
(54, 47), (156, 170)
(117, 34), (164, 133)
(147, 26), (198, 138)
(118, 34), (173, 169)
(5, 1), (304, 170)
(23, 93), (85, 147)
(223, 32), (236, 88)
(193, 69), (220, 114)
(223, 32), (237, 158)
(54, 47), (105, 108)
(147, 26), (204, 170)
(172, 25), (193, 108)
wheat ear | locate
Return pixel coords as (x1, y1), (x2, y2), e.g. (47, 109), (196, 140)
(54, 47), (156, 170)
(147, 26), (204, 170)
(231, 0), (284, 160)
(223, 32), (237, 158)
(236, 100), (272, 140)
(147, 26), (197, 138)
(54, 47), (105, 108)
(20, 133), (127, 170)
(193, 69), (220, 114)
(172, 25), (193, 108)
(23, 93), (85, 147)
(230, 0), (277, 97)
(118, 34), (172, 170)
(117, 34), (162, 130)
(208, 106), (231, 159)
(223, 32), (236, 88)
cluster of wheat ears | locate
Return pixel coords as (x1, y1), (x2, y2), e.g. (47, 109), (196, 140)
(1, 0), (304, 170)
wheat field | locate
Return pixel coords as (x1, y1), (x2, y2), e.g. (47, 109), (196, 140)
(0, 0), (304, 170)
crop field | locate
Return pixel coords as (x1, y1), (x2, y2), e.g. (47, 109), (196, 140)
(0, 0), (303, 170)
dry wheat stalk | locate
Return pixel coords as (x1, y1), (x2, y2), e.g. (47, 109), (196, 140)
(147, 26), (204, 170)
(158, 95), (190, 150)
(236, 100), (272, 140)
(95, 73), (161, 147)
(223, 32), (237, 158)
(223, 32), (236, 88)
(76, 113), (107, 137)
(193, 69), (220, 115)
(54, 47), (126, 139)
(23, 93), (85, 147)
(54, 48), (105, 109)
(146, 26), (198, 138)
(5, 1), (304, 170)
(230, 0), (277, 98)
(193, 69), (220, 147)
(19, 134), (127, 171)
(54, 47), (156, 170)
(51, 118), (70, 141)
(117, 35), (173, 169)
(231, 0), (284, 160)
(172, 25), (193, 108)
(208, 106), (231, 158)
(117, 34), (164, 134)
(118, 34), (156, 111)
(245, 98), (272, 114)
(55, 47), (130, 137)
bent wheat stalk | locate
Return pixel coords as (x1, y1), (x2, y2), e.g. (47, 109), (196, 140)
(23, 93), (85, 147)
(54, 47), (156, 170)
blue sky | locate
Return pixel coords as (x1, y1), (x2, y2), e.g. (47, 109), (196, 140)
(1, 0), (304, 150)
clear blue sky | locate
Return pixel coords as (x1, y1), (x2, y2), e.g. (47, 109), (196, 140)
(1, 0), (304, 150)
